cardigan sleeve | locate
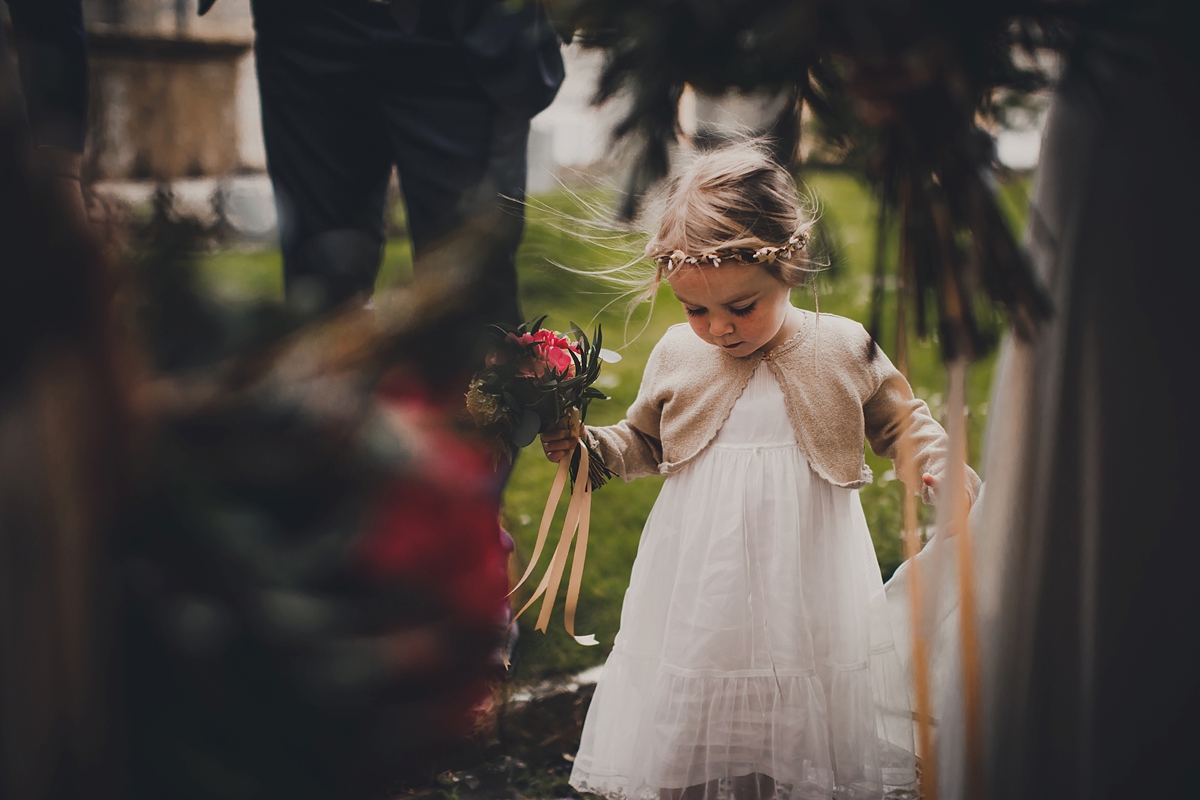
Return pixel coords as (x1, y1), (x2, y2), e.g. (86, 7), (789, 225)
(583, 339), (666, 483)
(862, 354), (981, 505)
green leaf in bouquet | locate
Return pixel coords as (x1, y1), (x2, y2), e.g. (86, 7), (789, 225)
(512, 408), (541, 448)
(587, 327), (605, 375)
(511, 380), (542, 404)
(487, 322), (516, 338)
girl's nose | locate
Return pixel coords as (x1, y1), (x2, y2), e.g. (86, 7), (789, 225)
(710, 316), (734, 337)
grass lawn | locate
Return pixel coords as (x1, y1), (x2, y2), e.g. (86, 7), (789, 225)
(196, 169), (1031, 686)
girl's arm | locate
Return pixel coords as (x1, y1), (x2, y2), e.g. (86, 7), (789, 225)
(540, 341), (666, 482)
(862, 364), (981, 505)
(539, 416), (662, 481)
(582, 417), (663, 482)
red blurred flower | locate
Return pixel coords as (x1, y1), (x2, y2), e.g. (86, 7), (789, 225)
(357, 390), (509, 630)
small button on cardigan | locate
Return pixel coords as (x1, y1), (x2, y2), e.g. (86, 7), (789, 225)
(585, 310), (981, 504)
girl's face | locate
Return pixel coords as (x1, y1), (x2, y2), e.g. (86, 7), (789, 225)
(669, 262), (795, 357)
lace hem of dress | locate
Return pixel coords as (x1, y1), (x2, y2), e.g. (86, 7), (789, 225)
(570, 769), (920, 800)
(570, 770), (655, 800)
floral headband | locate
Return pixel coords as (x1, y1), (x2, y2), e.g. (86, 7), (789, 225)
(653, 228), (810, 271)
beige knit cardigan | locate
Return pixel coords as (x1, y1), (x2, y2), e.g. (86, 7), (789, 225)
(585, 310), (980, 504)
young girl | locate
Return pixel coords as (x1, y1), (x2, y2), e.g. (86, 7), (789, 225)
(540, 142), (979, 800)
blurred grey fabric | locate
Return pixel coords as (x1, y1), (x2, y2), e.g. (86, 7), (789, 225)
(977, 28), (1200, 800)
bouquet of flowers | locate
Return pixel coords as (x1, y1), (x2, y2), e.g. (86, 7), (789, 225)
(466, 316), (614, 488)
(465, 316), (618, 651)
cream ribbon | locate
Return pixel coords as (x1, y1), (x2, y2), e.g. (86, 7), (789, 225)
(504, 436), (597, 665)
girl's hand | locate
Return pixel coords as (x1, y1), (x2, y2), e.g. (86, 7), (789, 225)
(540, 422), (577, 463)
(922, 473), (974, 513)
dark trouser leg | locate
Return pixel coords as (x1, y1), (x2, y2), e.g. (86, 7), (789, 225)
(0, 21), (32, 158)
(252, 1), (393, 312)
(380, 69), (530, 363)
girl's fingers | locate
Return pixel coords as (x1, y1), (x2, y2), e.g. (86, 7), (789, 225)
(544, 442), (573, 462)
(921, 472), (974, 512)
(540, 428), (579, 462)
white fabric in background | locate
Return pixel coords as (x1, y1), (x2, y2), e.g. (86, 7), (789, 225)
(571, 362), (915, 800)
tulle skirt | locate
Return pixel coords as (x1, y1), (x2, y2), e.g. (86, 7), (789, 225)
(570, 365), (915, 800)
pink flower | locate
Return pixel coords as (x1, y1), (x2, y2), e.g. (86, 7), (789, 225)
(542, 345), (574, 376)
(509, 329), (580, 379)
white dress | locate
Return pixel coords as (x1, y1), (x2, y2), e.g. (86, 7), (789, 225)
(570, 362), (916, 800)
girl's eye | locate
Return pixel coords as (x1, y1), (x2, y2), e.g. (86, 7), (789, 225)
(730, 302), (757, 317)
(684, 307), (707, 317)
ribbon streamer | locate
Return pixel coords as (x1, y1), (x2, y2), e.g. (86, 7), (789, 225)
(504, 438), (597, 666)
(895, 268), (938, 800)
(946, 357), (984, 800)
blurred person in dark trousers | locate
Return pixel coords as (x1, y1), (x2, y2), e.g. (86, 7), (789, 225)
(202, 0), (563, 339)
(0, 0), (89, 229)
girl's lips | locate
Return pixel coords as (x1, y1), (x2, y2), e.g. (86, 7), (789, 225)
(721, 342), (743, 350)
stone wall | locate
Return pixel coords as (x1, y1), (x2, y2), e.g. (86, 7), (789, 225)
(82, 0), (262, 182)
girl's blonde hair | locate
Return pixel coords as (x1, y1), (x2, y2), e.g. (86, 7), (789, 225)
(541, 138), (818, 341)
(646, 140), (816, 290)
